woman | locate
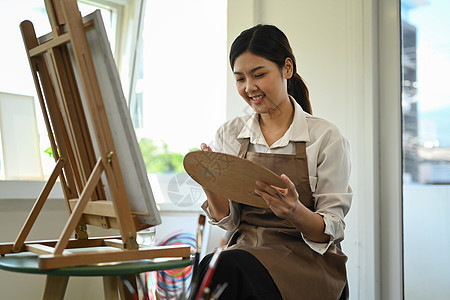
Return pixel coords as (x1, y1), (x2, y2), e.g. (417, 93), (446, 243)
(196, 24), (352, 300)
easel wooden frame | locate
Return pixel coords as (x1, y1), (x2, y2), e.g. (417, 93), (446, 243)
(0, 0), (190, 270)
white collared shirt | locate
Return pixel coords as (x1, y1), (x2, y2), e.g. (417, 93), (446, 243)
(202, 98), (352, 255)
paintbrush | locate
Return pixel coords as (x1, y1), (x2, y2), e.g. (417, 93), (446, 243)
(194, 247), (223, 300)
(189, 214), (206, 299)
(193, 214), (206, 276)
(120, 275), (139, 300)
(210, 282), (228, 300)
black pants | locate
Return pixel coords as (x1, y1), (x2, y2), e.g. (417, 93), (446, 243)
(194, 249), (282, 300)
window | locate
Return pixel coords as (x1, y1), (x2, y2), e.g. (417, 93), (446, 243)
(130, 0), (227, 174)
(0, 0), (120, 180)
(401, 0), (450, 298)
(1, 0), (227, 211)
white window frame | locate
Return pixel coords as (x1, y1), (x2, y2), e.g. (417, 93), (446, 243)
(379, 0), (403, 299)
(0, 0), (137, 199)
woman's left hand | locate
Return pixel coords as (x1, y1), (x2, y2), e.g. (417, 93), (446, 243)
(255, 174), (301, 220)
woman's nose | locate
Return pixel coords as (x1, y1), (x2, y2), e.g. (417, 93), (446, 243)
(245, 80), (257, 93)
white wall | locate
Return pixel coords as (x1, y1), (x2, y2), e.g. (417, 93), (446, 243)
(227, 1), (380, 299)
(0, 195), (105, 300)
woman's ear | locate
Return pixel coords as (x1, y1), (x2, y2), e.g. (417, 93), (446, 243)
(283, 57), (294, 79)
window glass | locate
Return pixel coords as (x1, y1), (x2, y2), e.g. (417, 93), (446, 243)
(131, 0), (227, 174)
(78, 1), (116, 54)
(0, 0), (116, 180)
(401, 0), (450, 298)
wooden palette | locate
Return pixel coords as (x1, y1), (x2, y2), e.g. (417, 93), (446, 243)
(183, 151), (286, 208)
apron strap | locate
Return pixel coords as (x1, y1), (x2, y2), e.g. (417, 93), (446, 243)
(294, 142), (314, 209)
(295, 141), (307, 159)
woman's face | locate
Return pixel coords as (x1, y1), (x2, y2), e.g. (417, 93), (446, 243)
(233, 51), (293, 115)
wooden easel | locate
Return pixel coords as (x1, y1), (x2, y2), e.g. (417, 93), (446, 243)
(0, 0), (190, 270)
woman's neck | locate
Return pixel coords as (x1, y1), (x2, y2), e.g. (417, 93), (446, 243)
(259, 98), (294, 146)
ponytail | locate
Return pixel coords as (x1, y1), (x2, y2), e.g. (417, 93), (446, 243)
(288, 73), (312, 114)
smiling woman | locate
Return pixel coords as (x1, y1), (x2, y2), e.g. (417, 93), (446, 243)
(230, 24), (312, 116)
(233, 51), (296, 147)
(194, 24), (352, 300)
(233, 52), (292, 113)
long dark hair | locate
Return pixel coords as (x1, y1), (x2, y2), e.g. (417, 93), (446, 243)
(229, 24), (312, 114)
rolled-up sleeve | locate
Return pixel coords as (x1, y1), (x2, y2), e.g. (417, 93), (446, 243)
(201, 200), (240, 231)
(304, 137), (352, 254)
(201, 124), (242, 231)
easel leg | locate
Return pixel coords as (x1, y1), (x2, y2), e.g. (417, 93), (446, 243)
(103, 275), (136, 300)
(13, 158), (65, 252)
(117, 276), (127, 299)
(120, 274), (138, 300)
(43, 275), (69, 300)
(103, 276), (119, 300)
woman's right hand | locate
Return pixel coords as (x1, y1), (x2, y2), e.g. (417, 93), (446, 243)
(200, 143), (230, 220)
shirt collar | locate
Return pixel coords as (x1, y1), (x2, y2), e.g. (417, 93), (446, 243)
(237, 96), (310, 147)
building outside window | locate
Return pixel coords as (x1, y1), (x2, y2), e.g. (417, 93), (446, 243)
(401, 0), (450, 298)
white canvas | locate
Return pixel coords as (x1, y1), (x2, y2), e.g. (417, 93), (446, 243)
(38, 11), (161, 226)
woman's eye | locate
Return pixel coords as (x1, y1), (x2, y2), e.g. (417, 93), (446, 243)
(255, 73), (265, 78)
(235, 78), (244, 82)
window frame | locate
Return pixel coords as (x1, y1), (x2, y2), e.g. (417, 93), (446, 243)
(0, 0), (134, 197)
(379, 0), (404, 299)
(0, 0), (208, 213)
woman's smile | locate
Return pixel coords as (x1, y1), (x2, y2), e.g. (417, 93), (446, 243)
(250, 94), (265, 104)
(233, 51), (292, 115)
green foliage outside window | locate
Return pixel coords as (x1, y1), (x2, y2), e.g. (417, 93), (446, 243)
(138, 138), (197, 174)
(43, 137), (189, 174)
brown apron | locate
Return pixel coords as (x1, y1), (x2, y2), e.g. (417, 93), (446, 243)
(226, 138), (348, 300)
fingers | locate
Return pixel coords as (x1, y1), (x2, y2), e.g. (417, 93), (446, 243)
(255, 181), (286, 200)
(280, 174), (298, 196)
(255, 174), (299, 209)
(273, 186), (288, 196)
(200, 143), (212, 152)
(256, 174), (294, 199)
(255, 177), (301, 220)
